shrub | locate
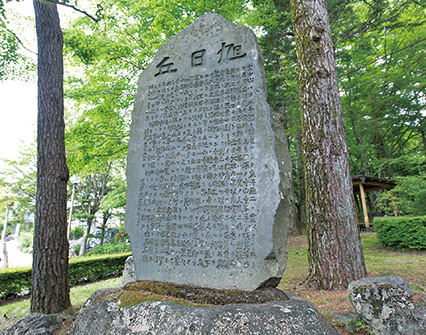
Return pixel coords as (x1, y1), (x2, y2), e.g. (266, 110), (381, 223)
(68, 253), (131, 285)
(70, 226), (85, 240)
(18, 232), (33, 252)
(0, 253), (131, 300)
(87, 241), (131, 256)
(374, 216), (426, 250)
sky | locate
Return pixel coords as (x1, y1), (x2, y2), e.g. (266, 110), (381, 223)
(0, 80), (37, 161)
(0, 1), (92, 164)
(0, 1), (37, 163)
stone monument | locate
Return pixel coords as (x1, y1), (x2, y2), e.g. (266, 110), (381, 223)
(125, 13), (286, 291)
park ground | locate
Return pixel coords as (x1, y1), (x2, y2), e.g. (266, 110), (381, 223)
(0, 232), (425, 334)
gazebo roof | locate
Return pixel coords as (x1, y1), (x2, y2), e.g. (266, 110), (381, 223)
(352, 175), (397, 195)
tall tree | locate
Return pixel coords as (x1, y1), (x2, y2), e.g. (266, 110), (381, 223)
(290, 0), (367, 289)
(31, 0), (71, 313)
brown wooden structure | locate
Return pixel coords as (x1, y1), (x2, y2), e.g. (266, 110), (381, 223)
(352, 175), (397, 231)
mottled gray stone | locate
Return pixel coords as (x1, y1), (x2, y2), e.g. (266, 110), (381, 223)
(121, 256), (136, 287)
(2, 314), (68, 335)
(70, 291), (339, 335)
(349, 275), (426, 335)
(125, 13), (286, 290)
(270, 109), (297, 237)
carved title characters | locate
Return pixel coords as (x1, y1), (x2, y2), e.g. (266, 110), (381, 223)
(154, 56), (177, 77)
(217, 42), (247, 63)
(155, 41), (247, 76)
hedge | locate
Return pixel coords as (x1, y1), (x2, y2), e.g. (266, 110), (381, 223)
(0, 252), (131, 300)
(374, 216), (426, 250)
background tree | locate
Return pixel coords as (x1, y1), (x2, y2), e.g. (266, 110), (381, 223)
(290, 0), (367, 289)
(1, 145), (37, 231)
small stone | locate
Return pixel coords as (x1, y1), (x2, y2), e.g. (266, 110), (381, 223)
(349, 275), (426, 335)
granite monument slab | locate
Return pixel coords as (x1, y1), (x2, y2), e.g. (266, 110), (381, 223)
(125, 13), (286, 291)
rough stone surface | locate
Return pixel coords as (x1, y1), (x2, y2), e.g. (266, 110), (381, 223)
(1, 314), (68, 335)
(270, 109), (297, 237)
(125, 13), (286, 291)
(349, 275), (426, 335)
(70, 290), (338, 335)
(121, 256), (136, 287)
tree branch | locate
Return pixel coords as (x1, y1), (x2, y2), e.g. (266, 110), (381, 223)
(410, 0), (425, 8)
(44, 0), (102, 23)
(342, 37), (426, 77)
(1, 23), (37, 55)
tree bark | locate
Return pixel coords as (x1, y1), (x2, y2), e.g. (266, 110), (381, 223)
(31, 0), (71, 313)
(290, 0), (367, 289)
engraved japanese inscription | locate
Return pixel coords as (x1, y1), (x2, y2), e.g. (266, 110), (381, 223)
(126, 14), (285, 291)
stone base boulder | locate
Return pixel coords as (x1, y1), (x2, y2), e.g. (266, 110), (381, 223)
(70, 283), (338, 335)
(349, 275), (426, 335)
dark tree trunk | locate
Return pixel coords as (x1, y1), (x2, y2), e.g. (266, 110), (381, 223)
(290, 0), (367, 290)
(31, 0), (71, 313)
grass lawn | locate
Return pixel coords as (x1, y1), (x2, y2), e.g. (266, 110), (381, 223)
(0, 277), (122, 332)
(278, 232), (426, 334)
(0, 233), (424, 334)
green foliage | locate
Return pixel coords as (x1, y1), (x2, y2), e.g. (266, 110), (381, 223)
(338, 1), (426, 177)
(349, 318), (370, 333)
(0, 144), (37, 224)
(17, 232), (33, 252)
(375, 216), (426, 250)
(0, 253), (131, 299)
(68, 252), (131, 285)
(377, 174), (426, 216)
(86, 241), (131, 256)
(73, 243), (80, 255)
(70, 226), (84, 240)
(0, 4), (36, 81)
(0, 266), (32, 300)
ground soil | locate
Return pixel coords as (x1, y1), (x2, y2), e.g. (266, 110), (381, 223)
(279, 235), (371, 334)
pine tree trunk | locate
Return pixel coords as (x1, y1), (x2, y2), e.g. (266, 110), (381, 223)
(290, 0), (367, 289)
(31, 0), (71, 313)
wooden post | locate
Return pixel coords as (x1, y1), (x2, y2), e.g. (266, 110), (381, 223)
(359, 183), (370, 231)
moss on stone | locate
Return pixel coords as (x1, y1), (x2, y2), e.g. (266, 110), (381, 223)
(118, 280), (288, 308)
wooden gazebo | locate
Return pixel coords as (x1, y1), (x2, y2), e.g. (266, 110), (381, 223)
(352, 175), (397, 231)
